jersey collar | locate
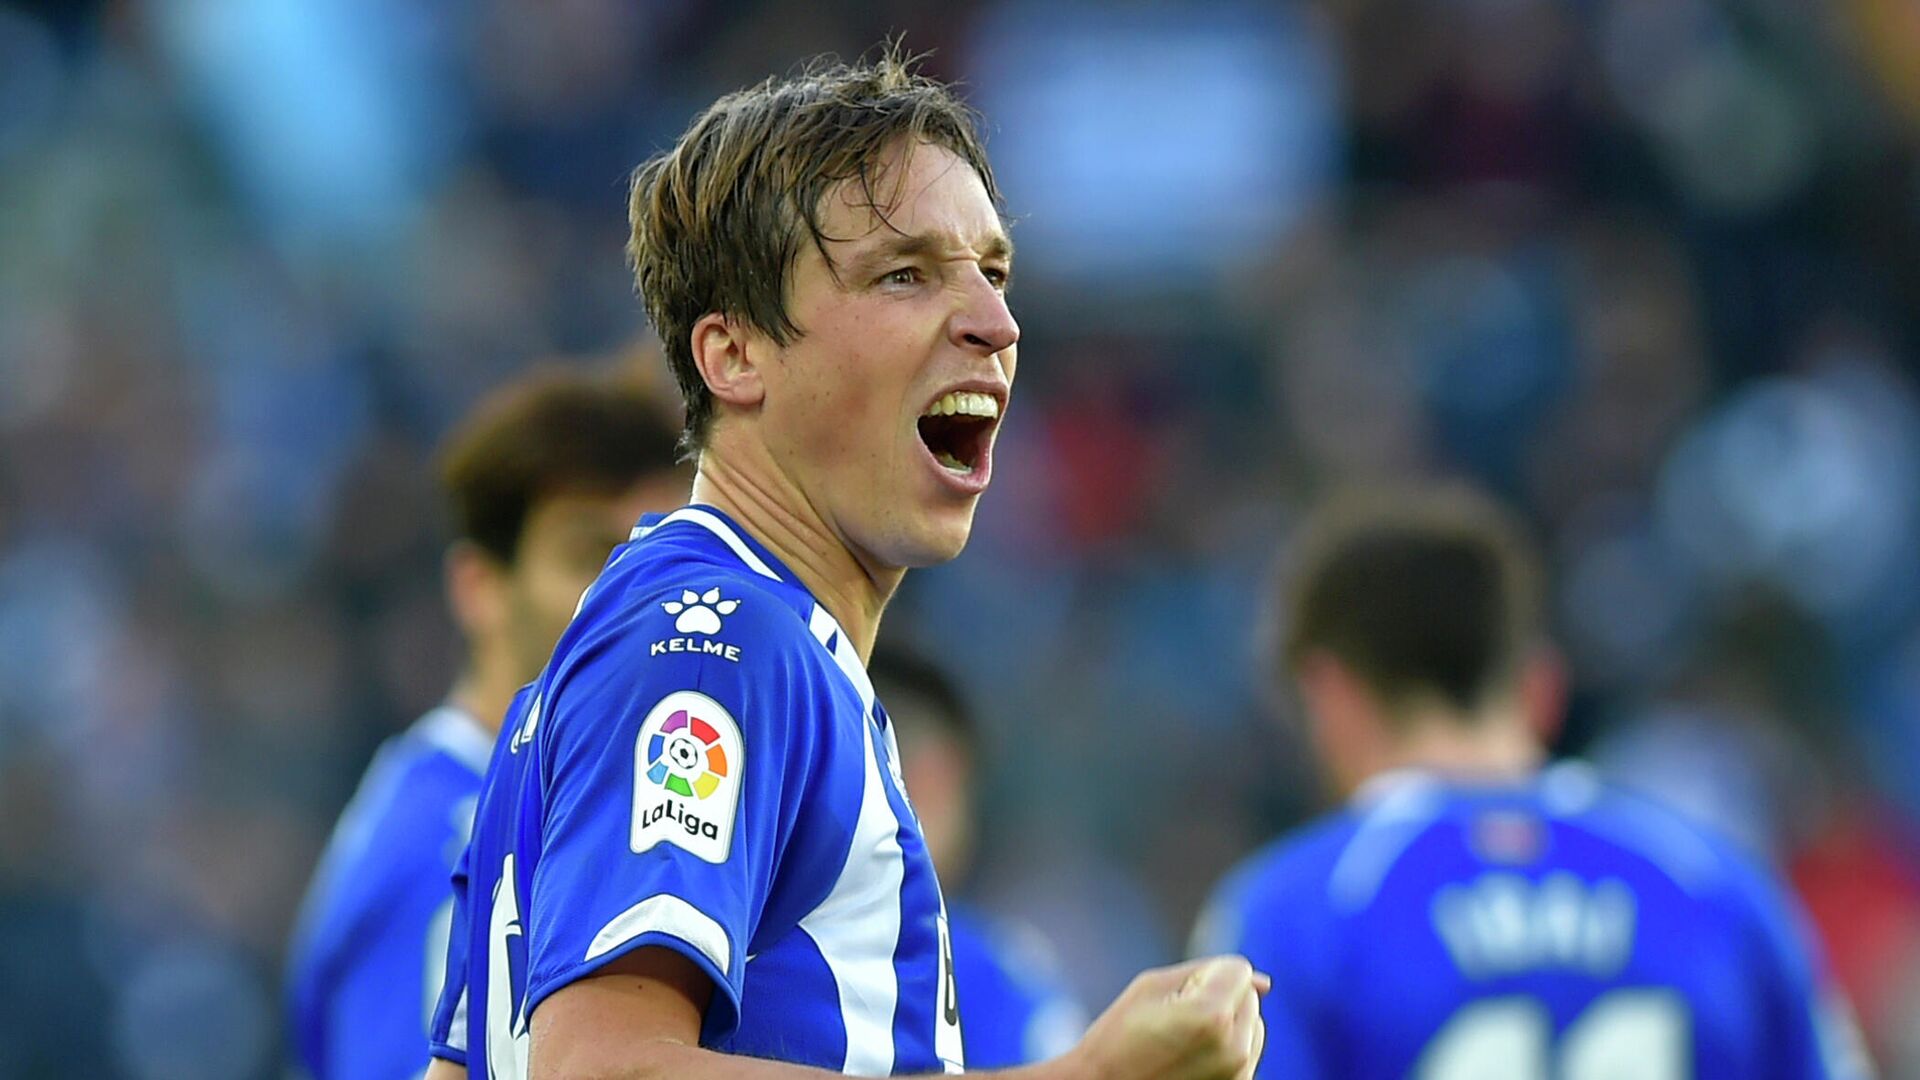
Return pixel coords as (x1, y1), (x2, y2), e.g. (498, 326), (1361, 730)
(414, 703), (494, 776)
(1353, 764), (1571, 809)
(631, 504), (794, 584)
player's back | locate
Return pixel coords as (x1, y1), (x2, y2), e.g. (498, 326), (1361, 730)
(1195, 763), (1870, 1079)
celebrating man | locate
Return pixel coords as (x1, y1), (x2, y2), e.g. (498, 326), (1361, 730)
(426, 49), (1265, 1080)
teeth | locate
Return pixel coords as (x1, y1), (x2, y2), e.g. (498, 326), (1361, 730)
(923, 391), (1000, 420)
(934, 451), (969, 473)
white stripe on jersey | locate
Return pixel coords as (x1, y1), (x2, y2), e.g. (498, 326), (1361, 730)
(447, 986), (469, 1054)
(809, 604), (877, 712)
(1544, 765), (1720, 897)
(798, 717), (907, 1076)
(808, 604), (918, 795)
(415, 705), (493, 775)
(634, 508), (785, 582)
(1328, 773), (1443, 913)
(586, 893), (732, 972)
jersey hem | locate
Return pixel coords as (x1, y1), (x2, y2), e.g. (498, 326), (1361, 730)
(527, 928), (742, 1045)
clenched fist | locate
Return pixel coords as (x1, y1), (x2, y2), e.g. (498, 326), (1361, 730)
(1062, 956), (1269, 1080)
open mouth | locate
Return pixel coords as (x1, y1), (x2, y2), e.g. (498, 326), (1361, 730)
(916, 390), (1000, 476)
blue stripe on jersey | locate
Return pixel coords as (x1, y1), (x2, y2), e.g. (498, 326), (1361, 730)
(1193, 763), (1871, 1079)
(430, 506), (955, 1077)
(287, 706), (487, 1080)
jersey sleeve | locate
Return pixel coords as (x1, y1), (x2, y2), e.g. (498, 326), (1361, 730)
(1736, 860), (1875, 1080)
(426, 839), (473, 1066)
(1192, 863), (1334, 1080)
(523, 583), (826, 1043)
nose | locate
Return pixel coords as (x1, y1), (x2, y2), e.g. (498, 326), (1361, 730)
(950, 271), (1020, 356)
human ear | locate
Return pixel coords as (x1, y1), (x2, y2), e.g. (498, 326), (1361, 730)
(1517, 645), (1568, 748)
(689, 313), (764, 410)
(446, 540), (509, 640)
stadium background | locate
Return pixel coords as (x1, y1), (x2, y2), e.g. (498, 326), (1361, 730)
(6, 0), (1920, 1075)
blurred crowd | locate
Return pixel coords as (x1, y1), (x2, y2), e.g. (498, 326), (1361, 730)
(7, 0), (1920, 1076)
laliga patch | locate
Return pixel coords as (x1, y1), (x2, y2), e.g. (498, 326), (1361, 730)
(631, 690), (743, 863)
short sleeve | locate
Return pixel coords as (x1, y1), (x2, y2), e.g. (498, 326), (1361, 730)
(1738, 863), (1874, 1080)
(523, 583), (825, 1044)
(426, 840), (472, 1065)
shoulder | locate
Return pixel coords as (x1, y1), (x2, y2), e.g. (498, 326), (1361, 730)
(337, 730), (480, 872)
(294, 726), (481, 955)
(1547, 764), (1766, 907)
(563, 550), (820, 680)
(1194, 811), (1361, 955)
(1570, 782), (1853, 1037)
(536, 545), (825, 735)
(530, 561), (844, 794)
(1244, 812), (1367, 901)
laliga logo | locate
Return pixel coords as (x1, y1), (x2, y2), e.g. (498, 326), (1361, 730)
(646, 709), (730, 799)
(639, 709), (728, 841)
(632, 691), (742, 863)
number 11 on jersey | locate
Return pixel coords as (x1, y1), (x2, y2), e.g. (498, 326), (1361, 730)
(1419, 989), (1689, 1080)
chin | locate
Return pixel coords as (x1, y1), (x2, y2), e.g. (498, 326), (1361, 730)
(880, 505), (978, 569)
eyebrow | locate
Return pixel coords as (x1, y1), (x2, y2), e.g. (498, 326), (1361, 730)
(846, 230), (1016, 276)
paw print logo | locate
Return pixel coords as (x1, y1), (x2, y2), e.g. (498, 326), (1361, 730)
(661, 588), (740, 635)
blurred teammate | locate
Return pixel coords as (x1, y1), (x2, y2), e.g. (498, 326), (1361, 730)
(869, 644), (1089, 1068)
(425, 49), (1265, 1080)
(286, 368), (687, 1080)
(1193, 486), (1873, 1078)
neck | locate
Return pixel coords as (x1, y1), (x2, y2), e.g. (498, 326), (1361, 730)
(690, 442), (901, 662)
(1374, 701), (1542, 787)
(448, 655), (521, 737)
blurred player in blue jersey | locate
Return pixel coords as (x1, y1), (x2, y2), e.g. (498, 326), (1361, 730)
(868, 644), (1089, 1068)
(285, 368), (688, 1080)
(1192, 486), (1874, 1078)
(424, 48), (1267, 1080)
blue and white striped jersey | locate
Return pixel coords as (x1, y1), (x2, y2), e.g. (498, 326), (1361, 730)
(429, 506), (961, 1077)
(1192, 764), (1873, 1080)
(287, 705), (490, 1080)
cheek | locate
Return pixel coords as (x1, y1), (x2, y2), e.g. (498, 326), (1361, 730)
(784, 322), (905, 456)
(516, 557), (590, 632)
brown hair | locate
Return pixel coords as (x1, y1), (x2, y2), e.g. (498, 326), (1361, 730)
(438, 367), (682, 563)
(627, 45), (999, 456)
(1283, 485), (1544, 718)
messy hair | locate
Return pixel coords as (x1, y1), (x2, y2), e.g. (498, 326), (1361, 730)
(627, 45), (999, 457)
